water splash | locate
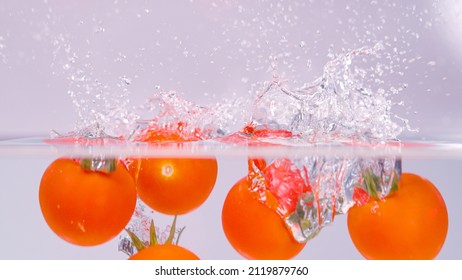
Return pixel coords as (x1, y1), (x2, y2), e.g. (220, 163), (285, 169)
(0, 35), (7, 64)
(225, 43), (407, 243)
(252, 43), (405, 142)
(128, 42), (410, 146)
(29, 0), (430, 143)
(133, 88), (253, 140)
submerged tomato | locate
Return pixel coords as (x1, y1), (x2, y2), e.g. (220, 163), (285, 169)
(39, 158), (137, 246)
(129, 121), (218, 215)
(347, 173), (448, 259)
(221, 158), (308, 260)
(129, 157), (218, 215)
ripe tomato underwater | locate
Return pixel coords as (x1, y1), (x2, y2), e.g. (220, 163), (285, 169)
(39, 158), (137, 246)
(129, 157), (218, 215)
(129, 121), (218, 215)
(221, 158), (308, 260)
(347, 173), (449, 260)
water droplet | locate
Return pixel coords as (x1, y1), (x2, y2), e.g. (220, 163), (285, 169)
(94, 24), (105, 33)
(121, 76), (132, 85)
(306, 59), (312, 69)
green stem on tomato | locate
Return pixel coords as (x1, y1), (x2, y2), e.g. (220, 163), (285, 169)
(149, 220), (158, 246)
(165, 215), (178, 245)
(175, 227), (186, 245)
(125, 216), (186, 253)
(362, 168), (400, 199)
(79, 158), (117, 173)
(125, 228), (147, 252)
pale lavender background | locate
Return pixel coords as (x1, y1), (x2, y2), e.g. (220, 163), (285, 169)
(0, 0), (461, 259)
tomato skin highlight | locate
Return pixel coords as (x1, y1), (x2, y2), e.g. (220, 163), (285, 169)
(129, 244), (200, 260)
(130, 157), (218, 215)
(39, 158), (137, 246)
(222, 178), (306, 260)
(347, 173), (448, 260)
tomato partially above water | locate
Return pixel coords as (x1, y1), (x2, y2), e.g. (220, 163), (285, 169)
(39, 158), (137, 246)
(347, 173), (448, 259)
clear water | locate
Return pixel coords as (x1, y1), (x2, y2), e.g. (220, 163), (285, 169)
(1, 0), (462, 260)
(0, 139), (461, 259)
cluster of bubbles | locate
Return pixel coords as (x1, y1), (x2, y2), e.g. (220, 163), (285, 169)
(118, 200), (185, 257)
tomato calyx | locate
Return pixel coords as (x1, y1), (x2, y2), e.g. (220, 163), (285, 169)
(352, 164), (400, 205)
(46, 126), (126, 174)
(79, 157), (117, 173)
(123, 216), (185, 255)
(285, 192), (322, 242)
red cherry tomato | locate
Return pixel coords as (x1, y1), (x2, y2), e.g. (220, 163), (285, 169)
(129, 157), (218, 215)
(221, 158), (308, 259)
(39, 158), (137, 246)
(347, 173), (448, 259)
(129, 121), (218, 215)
